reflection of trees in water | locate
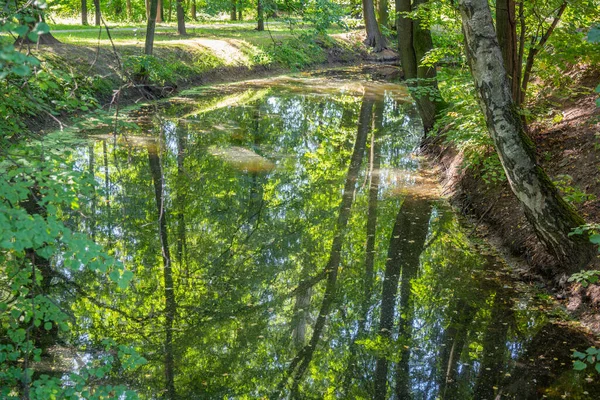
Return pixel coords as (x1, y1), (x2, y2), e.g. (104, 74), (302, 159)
(276, 94), (373, 398)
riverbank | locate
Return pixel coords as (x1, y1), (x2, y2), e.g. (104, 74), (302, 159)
(426, 66), (600, 333)
(7, 25), (371, 135)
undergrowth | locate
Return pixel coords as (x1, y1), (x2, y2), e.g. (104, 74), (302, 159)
(434, 67), (507, 185)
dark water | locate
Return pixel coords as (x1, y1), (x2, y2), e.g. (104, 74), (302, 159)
(60, 67), (598, 399)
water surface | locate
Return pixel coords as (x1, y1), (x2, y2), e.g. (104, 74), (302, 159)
(60, 66), (599, 399)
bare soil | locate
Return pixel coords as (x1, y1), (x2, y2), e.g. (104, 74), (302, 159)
(427, 69), (600, 332)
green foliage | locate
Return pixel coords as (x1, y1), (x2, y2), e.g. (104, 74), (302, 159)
(552, 174), (597, 204)
(568, 270), (600, 288)
(433, 68), (506, 184)
(573, 347), (600, 374)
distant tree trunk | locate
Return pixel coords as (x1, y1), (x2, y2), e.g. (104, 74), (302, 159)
(190, 0), (197, 20)
(363, 0), (386, 51)
(457, 0), (594, 272)
(231, 0), (237, 20)
(176, 0), (186, 34)
(126, 0), (132, 19)
(396, 0), (417, 78)
(257, 0), (264, 31)
(81, 0), (88, 25)
(378, 0), (388, 28)
(146, 0), (150, 20)
(145, 0), (159, 55)
(157, 0), (164, 22)
(496, 0), (519, 102)
(238, 8), (242, 20)
(93, 0), (101, 26)
(148, 143), (177, 400)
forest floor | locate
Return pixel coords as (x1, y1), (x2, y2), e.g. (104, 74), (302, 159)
(18, 21), (371, 133)
(432, 66), (600, 333)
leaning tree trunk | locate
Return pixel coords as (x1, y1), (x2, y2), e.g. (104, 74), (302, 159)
(176, 0), (186, 35)
(362, 0), (386, 52)
(457, 0), (594, 273)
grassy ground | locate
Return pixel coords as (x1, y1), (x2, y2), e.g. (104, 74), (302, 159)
(1, 20), (366, 136)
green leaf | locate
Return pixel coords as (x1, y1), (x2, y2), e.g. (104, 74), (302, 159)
(596, 363), (600, 374)
(590, 234), (600, 245)
(44, 322), (52, 331)
(574, 351), (587, 359)
(574, 360), (587, 370)
(109, 270), (120, 283)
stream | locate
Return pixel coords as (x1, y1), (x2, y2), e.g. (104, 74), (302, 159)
(49, 66), (599, 399)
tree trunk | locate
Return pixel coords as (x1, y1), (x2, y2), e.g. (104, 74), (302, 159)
(257, 0), (264, 31)
(93, 0), (101, 26)
(176, 0), (186, 35)
(363, 0), (386, 52)
(457, 0), (594, 273)
(190, 0), (197, 20)
(378, 0), (388, 28)
(238, 8), (242, 20)
(231, 0), (237, 20)
(81, 0), (88, 25)
(495, 0), (519, 102)
(126, 0), (132, 19)
(145, 0), (159, 55)
(396, 0), (417, 79)
(148, 143), (177, 400)
(157, 0), (164, 22)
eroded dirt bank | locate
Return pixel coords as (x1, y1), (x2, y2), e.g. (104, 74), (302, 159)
(425, 81), (600, 332)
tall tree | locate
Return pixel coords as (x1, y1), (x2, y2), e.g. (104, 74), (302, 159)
(396, 0), (444, 133)
(457, 0), (594, 272)
(257, 0), (264, 31)
(93, 0), (101, 26)
(495, 0), (519, 102)
(176, 0), (186, 35)
(363, 0), (386, 51)
(81, 0), (88, 25)
(378, 0), (389, 28)
(145, 0), (159, 55)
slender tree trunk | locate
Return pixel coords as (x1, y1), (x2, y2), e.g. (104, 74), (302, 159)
(157, 0), (164, 22)
(126, 0), (132, 19)
(148, 143), (177, 400)
(496, 0), (519, 102)
(238, 8), (242, 20)
(167, 0), (173, 22)
(145, 0), (159, 55)
(363, 0), (386, 52)
(146, 0), (150, 20)
(257, 0), (264, 31)
(231, 0), (237, 20)
(190, 0), (197, 20)
(93, 0), (101, 26)
(81, 0), (89, 25)
(396, 0), (417, 79)
(457, 0), (593, 272)
(378, 0), (388, 28)
(176, 0), (186, 34)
